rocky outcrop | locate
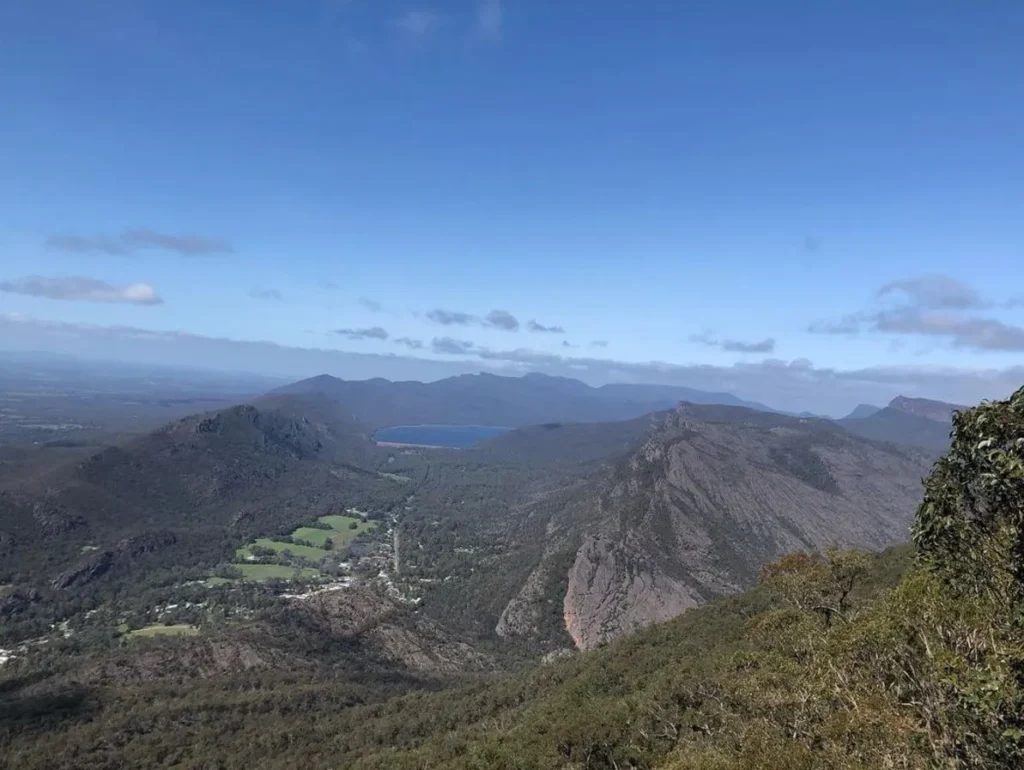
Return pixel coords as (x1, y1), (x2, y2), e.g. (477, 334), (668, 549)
(50, 531), (178, 589)
(0, 587), (41, 619)
(496, 560), (552, 639)
(51, 550), (114, 589)
(289, 588), (491, 674)
(32, 500), (86, 536)
(116, 530), (177, 559)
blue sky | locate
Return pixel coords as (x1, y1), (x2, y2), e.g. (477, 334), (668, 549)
(1, 0), (1022, 413)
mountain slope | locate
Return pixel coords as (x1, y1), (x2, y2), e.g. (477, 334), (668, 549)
(591, 380), (773, 412)
(888, 394), (962, 422)
(843, 403), (882, 420)
(555, 405), (931, 648)
(838, 394), (962, 451)
(270, 372), (773, 429)
(474, 414), (659, 468)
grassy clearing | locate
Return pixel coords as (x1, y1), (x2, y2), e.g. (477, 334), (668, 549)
(236, 538), (328, 562)
(234, 515), (376, 557)
(317, 515), (378, 546)
(205, 577), (233, 587)
(225, 514), (379, 584)
(128, 624), (199, 639)
(233, 563), (321, 582)
(290, 527), (339, 548)
(318, 514), (364, 529)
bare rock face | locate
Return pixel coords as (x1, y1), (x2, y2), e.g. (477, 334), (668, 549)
(562, 405), (931, 650)
(564, 533), (704, 649)
(32, 501), (86, 536)
(495, 561), (550, 639)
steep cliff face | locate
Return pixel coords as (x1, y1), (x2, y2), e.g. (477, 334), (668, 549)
(563, 531), (705, 648)
(563, 405), (931, 649)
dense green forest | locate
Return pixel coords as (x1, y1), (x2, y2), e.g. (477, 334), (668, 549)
(1, 386), (1022, 768)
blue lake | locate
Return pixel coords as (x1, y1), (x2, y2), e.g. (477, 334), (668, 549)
(374, 424), (512, 448)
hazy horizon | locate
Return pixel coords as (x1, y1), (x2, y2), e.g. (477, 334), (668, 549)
(1, 338), (1005, 419)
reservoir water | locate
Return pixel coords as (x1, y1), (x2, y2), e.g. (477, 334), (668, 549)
(374, 424), (512, 448)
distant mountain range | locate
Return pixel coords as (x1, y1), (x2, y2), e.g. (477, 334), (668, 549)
(272, 372), (966, 455)
(838, 395), (963, 452)
(271, 372), (776, 429)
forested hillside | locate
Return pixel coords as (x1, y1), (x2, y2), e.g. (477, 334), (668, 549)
(0, 394), (395, 590)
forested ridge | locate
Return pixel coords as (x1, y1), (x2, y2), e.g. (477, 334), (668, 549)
(2, 386), (1022, 768)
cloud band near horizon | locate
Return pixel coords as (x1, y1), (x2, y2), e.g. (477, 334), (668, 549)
(2, 312), (1021, 417)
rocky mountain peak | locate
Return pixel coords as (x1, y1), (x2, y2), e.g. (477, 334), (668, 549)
(888, 395), (963, 424)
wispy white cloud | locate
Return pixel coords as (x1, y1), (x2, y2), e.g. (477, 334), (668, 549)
(0, 275), (162, 305)
(426, 308), (477, 326)
(425, 307), (526, 331)
(810, 274), (1024, 351)
(473, 0), (502, 42)
(432, 336), (480, 354)
(527, 320), (565, 334)
(333, 326), (389, 341)
(395, 9), (440, 46)
(249, 288), (284, 301)
(47, 228), (232, 257)
(394, 336), (424, 349)
(690, 332), (776, 354)
(877, 274), (985, 310)
(485, 309), (519, 331)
